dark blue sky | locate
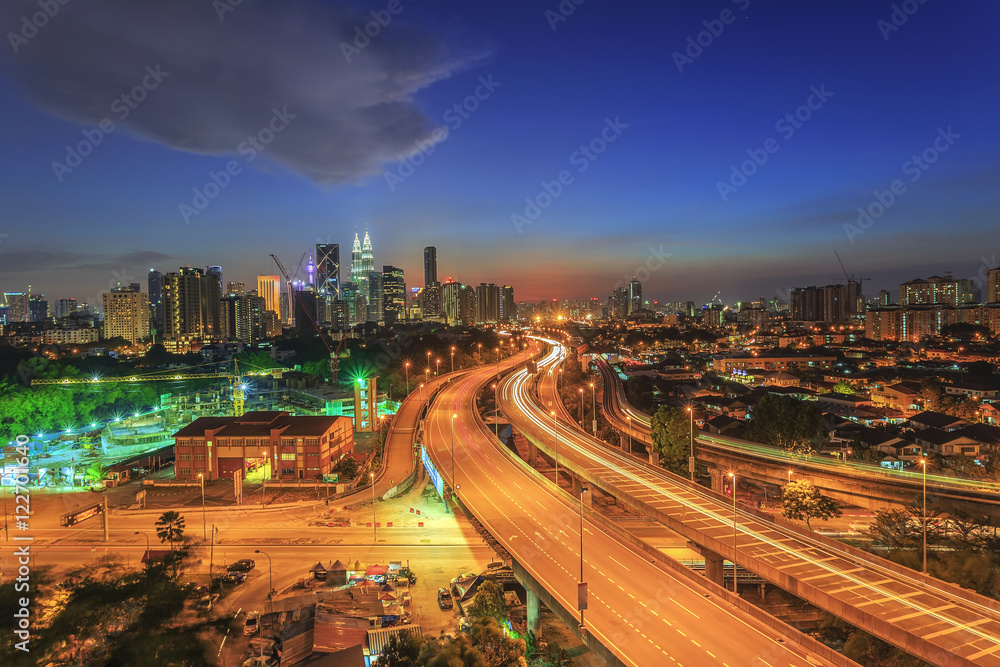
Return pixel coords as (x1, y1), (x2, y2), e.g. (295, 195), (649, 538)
(1, 0), (998, 305)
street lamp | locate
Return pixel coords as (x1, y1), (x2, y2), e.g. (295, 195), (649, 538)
(254, 549), (274, 600)
(451, 346), (455, 373)
(578, 388), (584, 428)
(920, 456), (928, 574)
(404, 361), (410, 395)
(579, 486), (589, 630)
(370, 472), (377, 542)
(551, 410), (559, 485)
(728, 471), (737, 591)
(787, 469), (793, 484)
(198, 473), (207, 541)
(436, 358), (441, 377)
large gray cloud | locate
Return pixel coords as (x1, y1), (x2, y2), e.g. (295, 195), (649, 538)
(0, 0), (479, 182)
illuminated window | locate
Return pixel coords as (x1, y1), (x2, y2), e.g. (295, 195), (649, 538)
(281, 453), (295, 460)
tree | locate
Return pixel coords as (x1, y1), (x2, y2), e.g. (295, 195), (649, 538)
(780, 480), (841, 529)
(465, 618), (526, 667)
(375, 631), (423, 666)
(334, 456), (360, 479)
(746, 394), (826, 454)
(468, 580), (506, 623)
(649, 405), (691, 477)
(830, 379), (854, 395)
(84, 461), (110, 486)
(865, 508), (917, 551)
(155, 511), (185, 550)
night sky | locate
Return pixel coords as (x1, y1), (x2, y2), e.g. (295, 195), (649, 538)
(1, 0), (998, 306)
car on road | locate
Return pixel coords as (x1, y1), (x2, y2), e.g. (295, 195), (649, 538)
(437, 588), (453, 610)
(227, 559), (255, 572)
(223, 571), (247, 584)
(243, 611), (259, 635)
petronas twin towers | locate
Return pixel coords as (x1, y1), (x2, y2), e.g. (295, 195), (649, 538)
(350, 228), (375, 287)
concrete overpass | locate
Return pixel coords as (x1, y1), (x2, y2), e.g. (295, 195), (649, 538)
(502, 340), (1000, 667)
(593, 357), (1000, 523)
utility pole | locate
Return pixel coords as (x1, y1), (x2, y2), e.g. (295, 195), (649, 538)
(102, 497), (109, 542)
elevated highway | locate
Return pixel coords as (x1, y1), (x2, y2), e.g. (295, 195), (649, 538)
(423, 349), (843, 666)
(592, 357), (1000, 521)
(497, 341), (1000, 666)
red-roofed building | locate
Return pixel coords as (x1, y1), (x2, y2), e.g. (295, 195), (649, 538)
(172, 411), (353, 481)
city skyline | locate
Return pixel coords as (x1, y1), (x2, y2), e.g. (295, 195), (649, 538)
(1, 0), (998, 303)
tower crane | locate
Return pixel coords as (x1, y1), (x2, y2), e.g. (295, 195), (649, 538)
(270, 253), (350, 383)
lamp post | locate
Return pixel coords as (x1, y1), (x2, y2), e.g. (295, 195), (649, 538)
(625, 416), (632, 454)
(404, 361), (410, 395)
(420, 383), (425, 402)
(436, 358), (441, 377)
(579, 486), (589, 629)
(426, 350), (431, 371)
(551, 410), (559, 485)
(495, 347), (500, 380)
(590, 382), (596, 436)
(254, 549), (273, 600)
(198, 473), (207, 541)
(370, 472), (377, 542)
(787, 469), (793, 485)
(451, 346), (455, 373)
(687, 406), (695, 482)
(920, 456), (928, 574)
(491, 384), (499, 437)
(728, 471), (737, 591)
(578, 388), (584, 428)
(477, 342), (482, 362)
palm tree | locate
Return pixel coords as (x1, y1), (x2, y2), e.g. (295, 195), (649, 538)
(155, 511), (185, 550)
(84, 462), (110, 486)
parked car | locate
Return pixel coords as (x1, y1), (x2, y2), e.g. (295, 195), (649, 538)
(196, 594), (219, 612)
(437, 588), (453, 610)
(243, 611), (259, 636)
(223, 571), (247, 584)
(227, 559), (255, 572)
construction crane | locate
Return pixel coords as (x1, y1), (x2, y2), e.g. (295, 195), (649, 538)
(270, 253), (350, 383)
(28, 361), (269, 416)
(834, 250), (871, 295)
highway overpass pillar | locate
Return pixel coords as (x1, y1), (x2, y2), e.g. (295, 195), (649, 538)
(618, 431), (628, 450)
(526, 440), (538, 465)
(709, 467), (723, 493)
(688, 542), (725, 587)
(570, 475), (592, 506)
(526, 588), (541, 635)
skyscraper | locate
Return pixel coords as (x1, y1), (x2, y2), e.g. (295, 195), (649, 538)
(382, 265), (405, 325)
(257, 275), (281, 315)
(316, 243), (340, 300)
(423, 246), (437, 287)
(628, 277), (642, 315)
(3, 292), (28, 322)
(500, 285), (516, 322)
(475, 283), (500, 324)
(203, 266), (223, 339)
(103, 286), (149, 344)
(227, 282), (246, 296)
(147, 269), (163, 325)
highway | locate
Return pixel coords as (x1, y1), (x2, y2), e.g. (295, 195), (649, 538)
(593, 356), (1000, 499)
(424, 347), (839, 666)
(500, 340), (1000, 666)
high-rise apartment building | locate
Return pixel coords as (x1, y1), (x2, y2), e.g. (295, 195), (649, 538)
(790, 282), (860, 323)
(382, 265), (406, 325)
(611, 287), (628, 318)
(202, 266), (223, 339)
(627, 277), (643, 315)
(367, 271), (383, 323)
(442, 281), (474, 326)
(898, 276), (974, 307)
(475, 283), (500, 324)
(102, 286), (150, 344)
(162, 267), (205, 341)
(988, 267), (1000, 303)
(227, 282), (246, 296)
(54, 297), (79, 320)
(423, 246), (437, 287)
(421, 283), (441, 322)
(316, 243), (341, 300)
